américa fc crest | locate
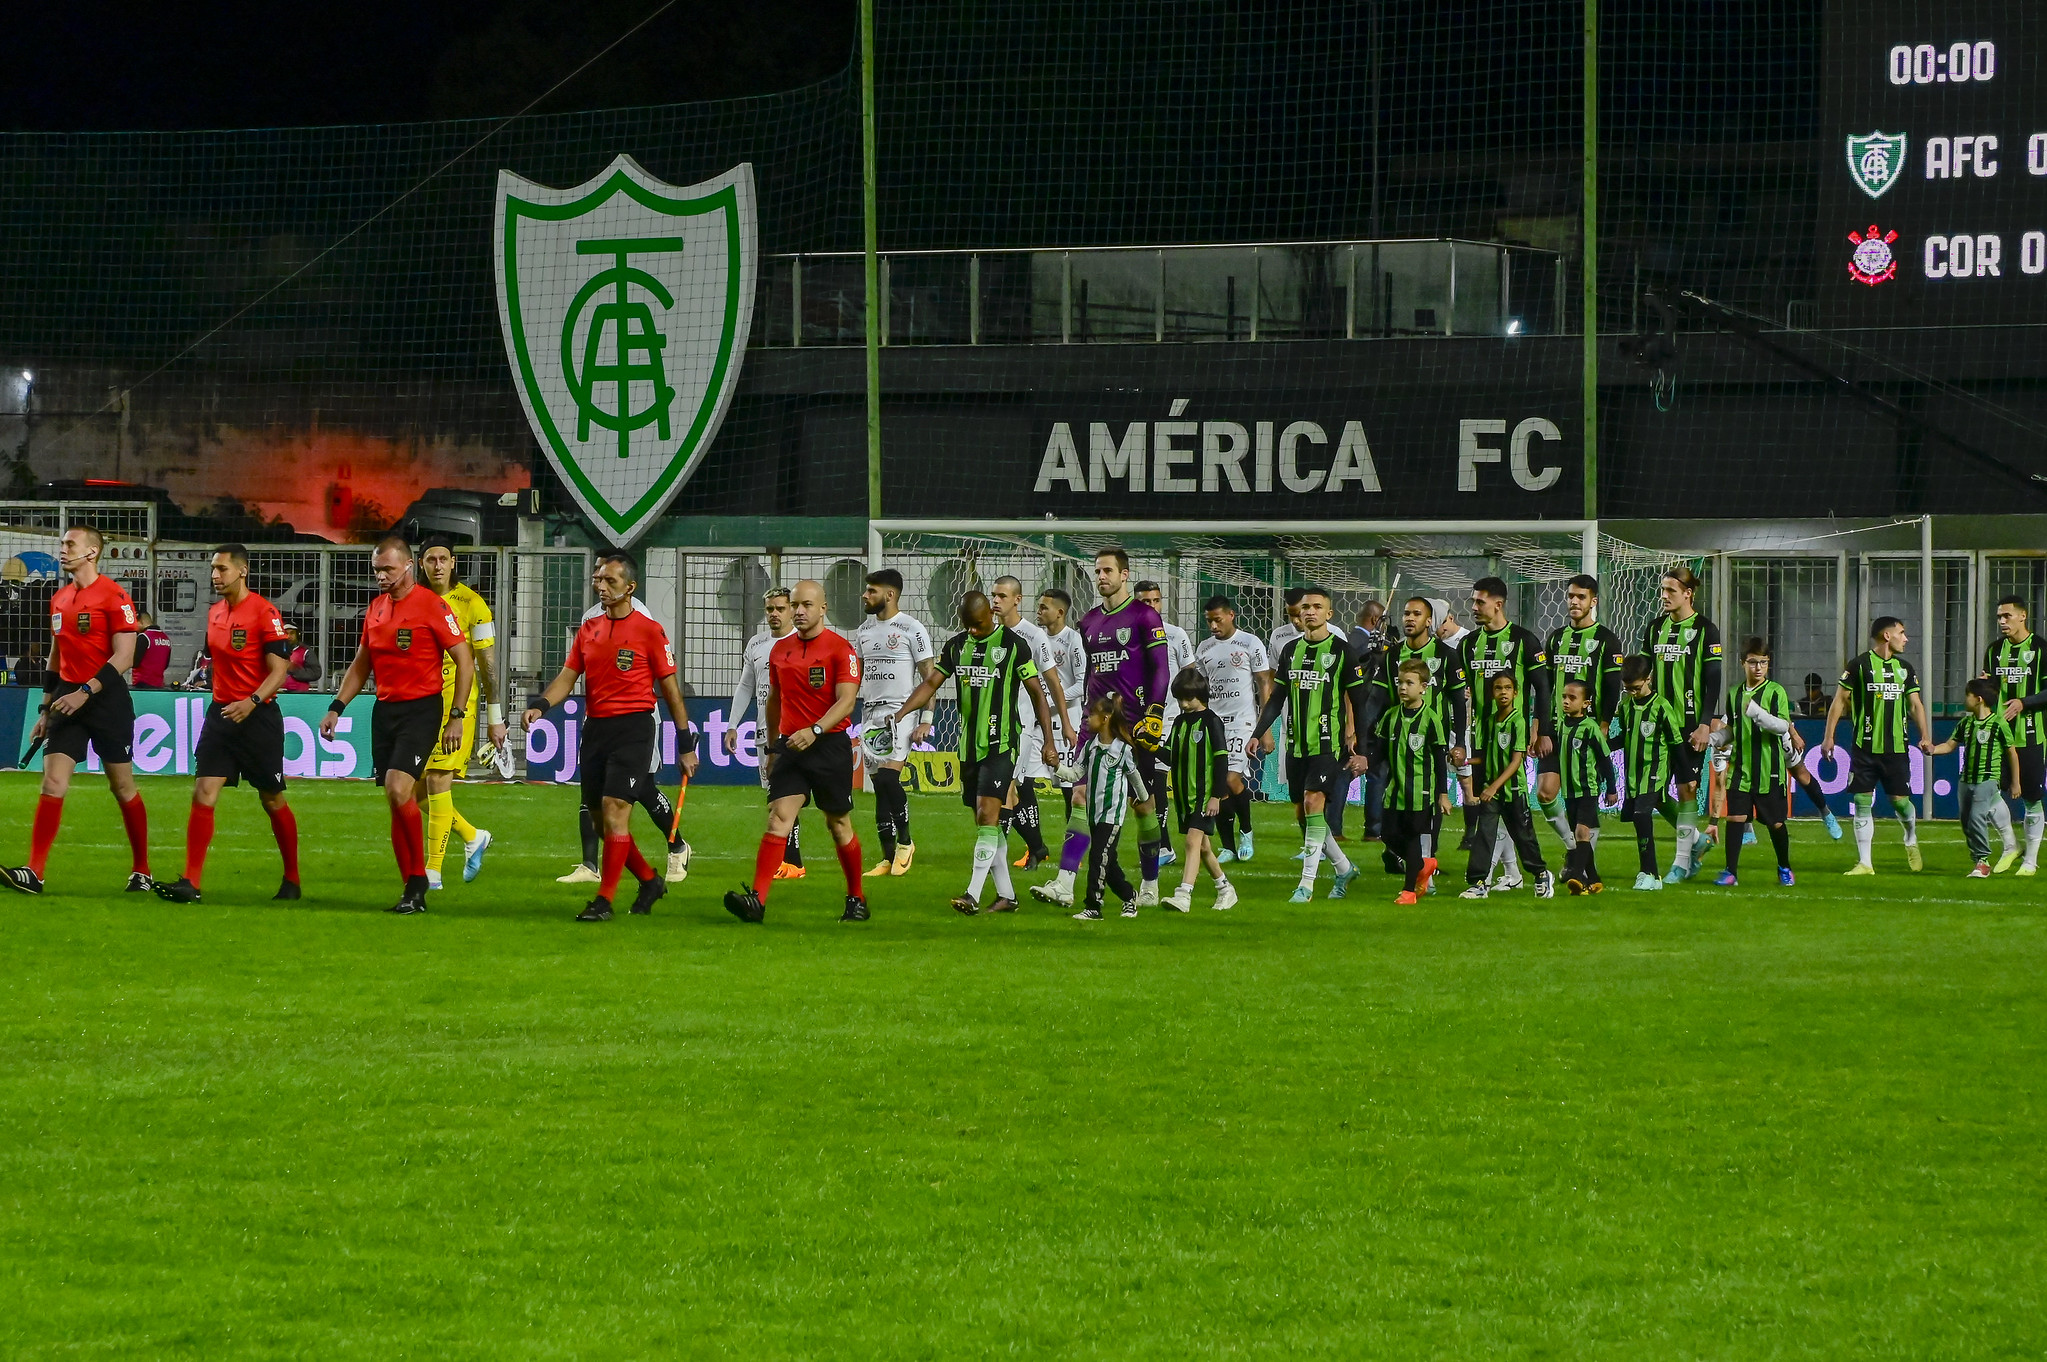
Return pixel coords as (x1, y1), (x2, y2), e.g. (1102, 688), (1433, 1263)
(1846, 132), (1906, 199)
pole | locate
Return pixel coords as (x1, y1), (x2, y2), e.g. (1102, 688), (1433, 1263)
(1581, 0), (1599, 521)
(861, 0), (882, 529)
(1581, 520), (1599, 580)
(1921, 514), (1934, 817)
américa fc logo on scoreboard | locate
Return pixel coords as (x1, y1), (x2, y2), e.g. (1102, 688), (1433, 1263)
(1846, 131), (1907, 200)
(494, 156), (757, 546)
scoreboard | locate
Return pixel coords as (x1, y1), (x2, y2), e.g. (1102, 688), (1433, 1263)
(1821, 0), (2045, 323)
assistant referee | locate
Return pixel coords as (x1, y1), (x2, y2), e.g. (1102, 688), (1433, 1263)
(321, 534), (473, 914)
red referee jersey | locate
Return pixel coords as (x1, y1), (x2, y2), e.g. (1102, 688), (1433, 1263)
(567, 608), (677, 717)
(207, 590), (291, 703)
(769, 628), (860, 734)
(362, 584), (465, 702)
(50, 573), (139, 684)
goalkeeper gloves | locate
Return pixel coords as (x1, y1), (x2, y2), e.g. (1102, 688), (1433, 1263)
(1134, 704), (1166, 752)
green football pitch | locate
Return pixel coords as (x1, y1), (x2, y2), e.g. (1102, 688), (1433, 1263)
(1, 771), (2040, 1357)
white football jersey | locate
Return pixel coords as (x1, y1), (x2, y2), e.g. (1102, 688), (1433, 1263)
(1046, 625), (1087, 702)
(1196, 630), (1273, 720)
(855, 611), (934, 706)
(1162, 622), (1195, 683)
(1268, 622), (1302, 665)
(730, 627), (784, 719)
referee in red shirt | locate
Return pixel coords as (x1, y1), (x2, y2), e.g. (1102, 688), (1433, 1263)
(5, 524), (153, 895)
(724, 578), (869, 923)
(154, 544), (302, 904)
(320, 534), (472, 914)
(524, 552), (690, 921)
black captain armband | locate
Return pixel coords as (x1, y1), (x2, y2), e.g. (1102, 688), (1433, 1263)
(262, 640), (294, 660)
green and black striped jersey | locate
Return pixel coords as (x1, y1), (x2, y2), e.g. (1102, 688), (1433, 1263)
(934, 624), (1041, 761)
(1546, 622), (1626, 726)
(1474, 701), (1532, 793)
(1166, 708), (1229, 817)
(1617, 691), (1685, 799)
(1954, 710), (2018, 785)
(1370, 636), (1470, 736)
(1642, 612), (1723, 730)
(1839, 650), (1921, 756)
(1982, 635), (2047, 746)
(1081, 737), (1147, 825)
(1556, 712), (1611, 802)
(1375, 701), (1448, 812)
(1723, 679), (1790, 794)
(1462, 624), (1552, 736)
(1261, 632), (1365, 759)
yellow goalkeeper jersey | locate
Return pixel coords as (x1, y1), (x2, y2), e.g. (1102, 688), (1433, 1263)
(438, 582), (495, 703)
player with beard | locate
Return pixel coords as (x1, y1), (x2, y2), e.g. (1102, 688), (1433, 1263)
(1642, 567), (1723, 881)
(1361, 596), (1470, 879)
(728, 587), (805, 874)
(890, 591), (1059, 913)
(5, 525), (154, 896)
(1195, 594), (1274, 861)
(1029, 548), (1171, 908)
(1538, 575), (1624, 851)
(1031, 587), (1088, 831)
(855, 569), (937, 877)
(417, 538), (508, 891)
(989, 576), (1069, 870)
(1251, 586), (1368, 900)
(320, 535), (473, 915)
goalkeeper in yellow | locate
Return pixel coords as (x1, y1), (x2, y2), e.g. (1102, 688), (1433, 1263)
(420, 538), (509, 889)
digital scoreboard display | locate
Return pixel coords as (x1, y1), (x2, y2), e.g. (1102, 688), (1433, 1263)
(1820, 0), (2045, 323)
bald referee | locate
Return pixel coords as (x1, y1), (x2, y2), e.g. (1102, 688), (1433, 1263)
(321, 534), (473, 915)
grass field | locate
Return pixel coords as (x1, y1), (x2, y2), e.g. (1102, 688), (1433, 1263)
(1, 770), (2041, 1357)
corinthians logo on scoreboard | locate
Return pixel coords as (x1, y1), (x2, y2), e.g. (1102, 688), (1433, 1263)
(494, 156), (757, 546)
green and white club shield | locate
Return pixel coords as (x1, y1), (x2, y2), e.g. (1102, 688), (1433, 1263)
(495, 156), (756, 546)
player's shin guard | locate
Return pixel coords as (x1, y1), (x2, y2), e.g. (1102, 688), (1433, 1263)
(1724, 821), (1742, 875)
(1059, 813), (1091, 874)
(835, 833), (865, 896)
(1673, 806), (1698, 873)
(1300, 812), (1328, 887)
(989, 841), (1015, 898)
(2025, 800), (2044, 869)
(578, 805), (599, 870)
(752, 834), (786, 899)
(1542, 793), (1576, 849)
(968, 825), (999, 899)
(28, 794), (63, 877)
(599, 833), (631, 901)
(1631, 805), (1658, 877)
(1852, 793), (1876, 865)
(1135, 809), (1162, 883)
(450, 807), (478, 844)
(268, 804), (300, 884)
(641, 785), (679, 847)
(785, 818), (803, 867)
(1015, 780), (1047, 856)
(426, 791), (453, 874)
(1991, 798), (2017, 855)
(184, 803), (215, 888)
(1895, 795), (1918, 846)
(117, 794), (149, 876)
(1797, 771), (1830, 816)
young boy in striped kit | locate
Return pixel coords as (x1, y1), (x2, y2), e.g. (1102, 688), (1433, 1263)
(1617, 656), (1685, 892)
(1373, 658), (1450, 904)
(1712, 637), (1796, 887)
(1461, 673), (1552, 899)
(1556, 679), (1611, 895)
(1164, 666), (1238, 911)
(1072, 696), (1151, 921)
(1932, 677), (2022, 878)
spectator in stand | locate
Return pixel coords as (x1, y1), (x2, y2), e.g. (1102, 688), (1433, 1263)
(181, 649), (211, 692)
(282, 624), (321, 693)
(131, 612), (172, 689)
(1797, 672), (1830, 718)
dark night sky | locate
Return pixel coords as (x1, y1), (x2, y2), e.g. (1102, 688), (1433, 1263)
(1, 0), (857, 132)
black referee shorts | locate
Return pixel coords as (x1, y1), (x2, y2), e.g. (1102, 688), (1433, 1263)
(195, 700), (287, 793)
(958, 750), (1016, 808)
(43, 679), (136, 766)
(1285, 752), (1345, 803)
(581, 712), (656, 807)
(371, 695), (444, 786)
(767, 730), (855, 814)
(1846, 748), (1912, 801)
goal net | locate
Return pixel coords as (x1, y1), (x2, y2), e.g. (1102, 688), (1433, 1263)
(874, 519), (1694, 797)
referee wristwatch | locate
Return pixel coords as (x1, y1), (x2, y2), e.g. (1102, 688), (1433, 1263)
(810, 723), (823, 737)
(448, 706), (466, 719)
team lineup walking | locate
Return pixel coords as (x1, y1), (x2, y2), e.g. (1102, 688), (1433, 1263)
(10, 531), (2041, 918)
